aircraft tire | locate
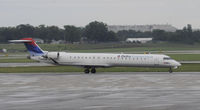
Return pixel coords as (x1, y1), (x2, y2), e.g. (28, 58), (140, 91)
(84, 69), (90, 74)
(91, 68), (96, 74)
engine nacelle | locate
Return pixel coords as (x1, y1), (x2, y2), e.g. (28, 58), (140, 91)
(46, 52), (59, 59)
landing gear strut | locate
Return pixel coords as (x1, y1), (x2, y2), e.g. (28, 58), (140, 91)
(169, 67), (173, 73)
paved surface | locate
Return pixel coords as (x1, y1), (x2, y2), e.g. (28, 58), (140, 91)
(0, 63), (53, 67)
(1, 72), (200, 110)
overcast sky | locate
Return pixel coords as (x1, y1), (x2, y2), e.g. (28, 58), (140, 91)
(0, 0), (200, 29)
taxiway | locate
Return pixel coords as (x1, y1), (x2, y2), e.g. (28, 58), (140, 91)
(0, 72), (200, 110)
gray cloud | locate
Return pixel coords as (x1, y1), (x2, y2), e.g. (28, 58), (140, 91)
(0, 0), (200, 28)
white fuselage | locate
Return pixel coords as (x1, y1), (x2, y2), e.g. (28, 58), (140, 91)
(35, 52), (181, 68)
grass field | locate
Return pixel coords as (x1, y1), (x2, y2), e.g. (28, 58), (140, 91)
(0, 58), (37, 63)
(0, 63), (199, 73)
(2, 42), (200, 53)
(169, 54), (200, 61)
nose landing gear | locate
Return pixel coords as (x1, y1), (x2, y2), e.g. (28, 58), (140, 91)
(169, 67), (173, 73)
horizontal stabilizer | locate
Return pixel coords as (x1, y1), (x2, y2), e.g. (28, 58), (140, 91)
(9, 40), (32, 43)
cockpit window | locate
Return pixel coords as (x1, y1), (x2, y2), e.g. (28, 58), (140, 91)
(163, 57), (172, 60)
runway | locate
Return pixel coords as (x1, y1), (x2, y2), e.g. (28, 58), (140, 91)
(1, 72), (200, 110)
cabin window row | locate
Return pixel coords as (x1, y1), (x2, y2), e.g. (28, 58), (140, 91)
(69, 56), (147, 60)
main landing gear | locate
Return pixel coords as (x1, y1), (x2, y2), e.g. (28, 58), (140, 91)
(84, 68), (90, 74)
(169, 67), (173, 73)
(84, 67), (96, 74)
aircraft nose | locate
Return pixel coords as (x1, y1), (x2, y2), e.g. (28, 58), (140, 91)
(176, 61), (181, 66)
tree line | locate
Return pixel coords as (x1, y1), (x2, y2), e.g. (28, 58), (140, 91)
(0, 21), (200, 44)
(0, 21), (117, 43)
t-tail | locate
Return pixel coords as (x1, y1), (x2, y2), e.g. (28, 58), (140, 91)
(9, 38), (45, 56)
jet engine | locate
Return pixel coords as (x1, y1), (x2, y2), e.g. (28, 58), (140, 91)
(46, 52), (60, 59)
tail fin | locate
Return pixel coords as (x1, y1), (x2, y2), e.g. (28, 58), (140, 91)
(9, 38), (45, 56)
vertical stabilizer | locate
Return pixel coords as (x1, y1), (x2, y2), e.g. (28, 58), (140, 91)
(9, 38), (44, 56)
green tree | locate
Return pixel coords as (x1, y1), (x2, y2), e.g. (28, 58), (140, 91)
(64, 25), (82, 43)
(34, 25), (49, 42)
(16, 24), (35, 38)
(106, 31), (118, 41)
(84, 21), (117, 42)
(152, 30), (167, 41)
(181, 24), (194, 44)
(46, 26), (63, 42)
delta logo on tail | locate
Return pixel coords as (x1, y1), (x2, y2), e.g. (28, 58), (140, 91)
(10, 38), (44, 56)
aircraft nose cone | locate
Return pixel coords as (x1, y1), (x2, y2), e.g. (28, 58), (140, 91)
(176, 62), (181, 66)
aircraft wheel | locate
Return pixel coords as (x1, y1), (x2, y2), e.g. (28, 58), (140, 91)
(91, 68), (96, 74)
(84, 68), (90, 74)
(169, 67), (173, 73)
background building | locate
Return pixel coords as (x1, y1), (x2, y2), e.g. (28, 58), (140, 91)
(108, 24), (177, 32)
(126, 38), (153, 43)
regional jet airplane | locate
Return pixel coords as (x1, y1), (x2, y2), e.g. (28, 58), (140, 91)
(10, 38), (181, 73)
